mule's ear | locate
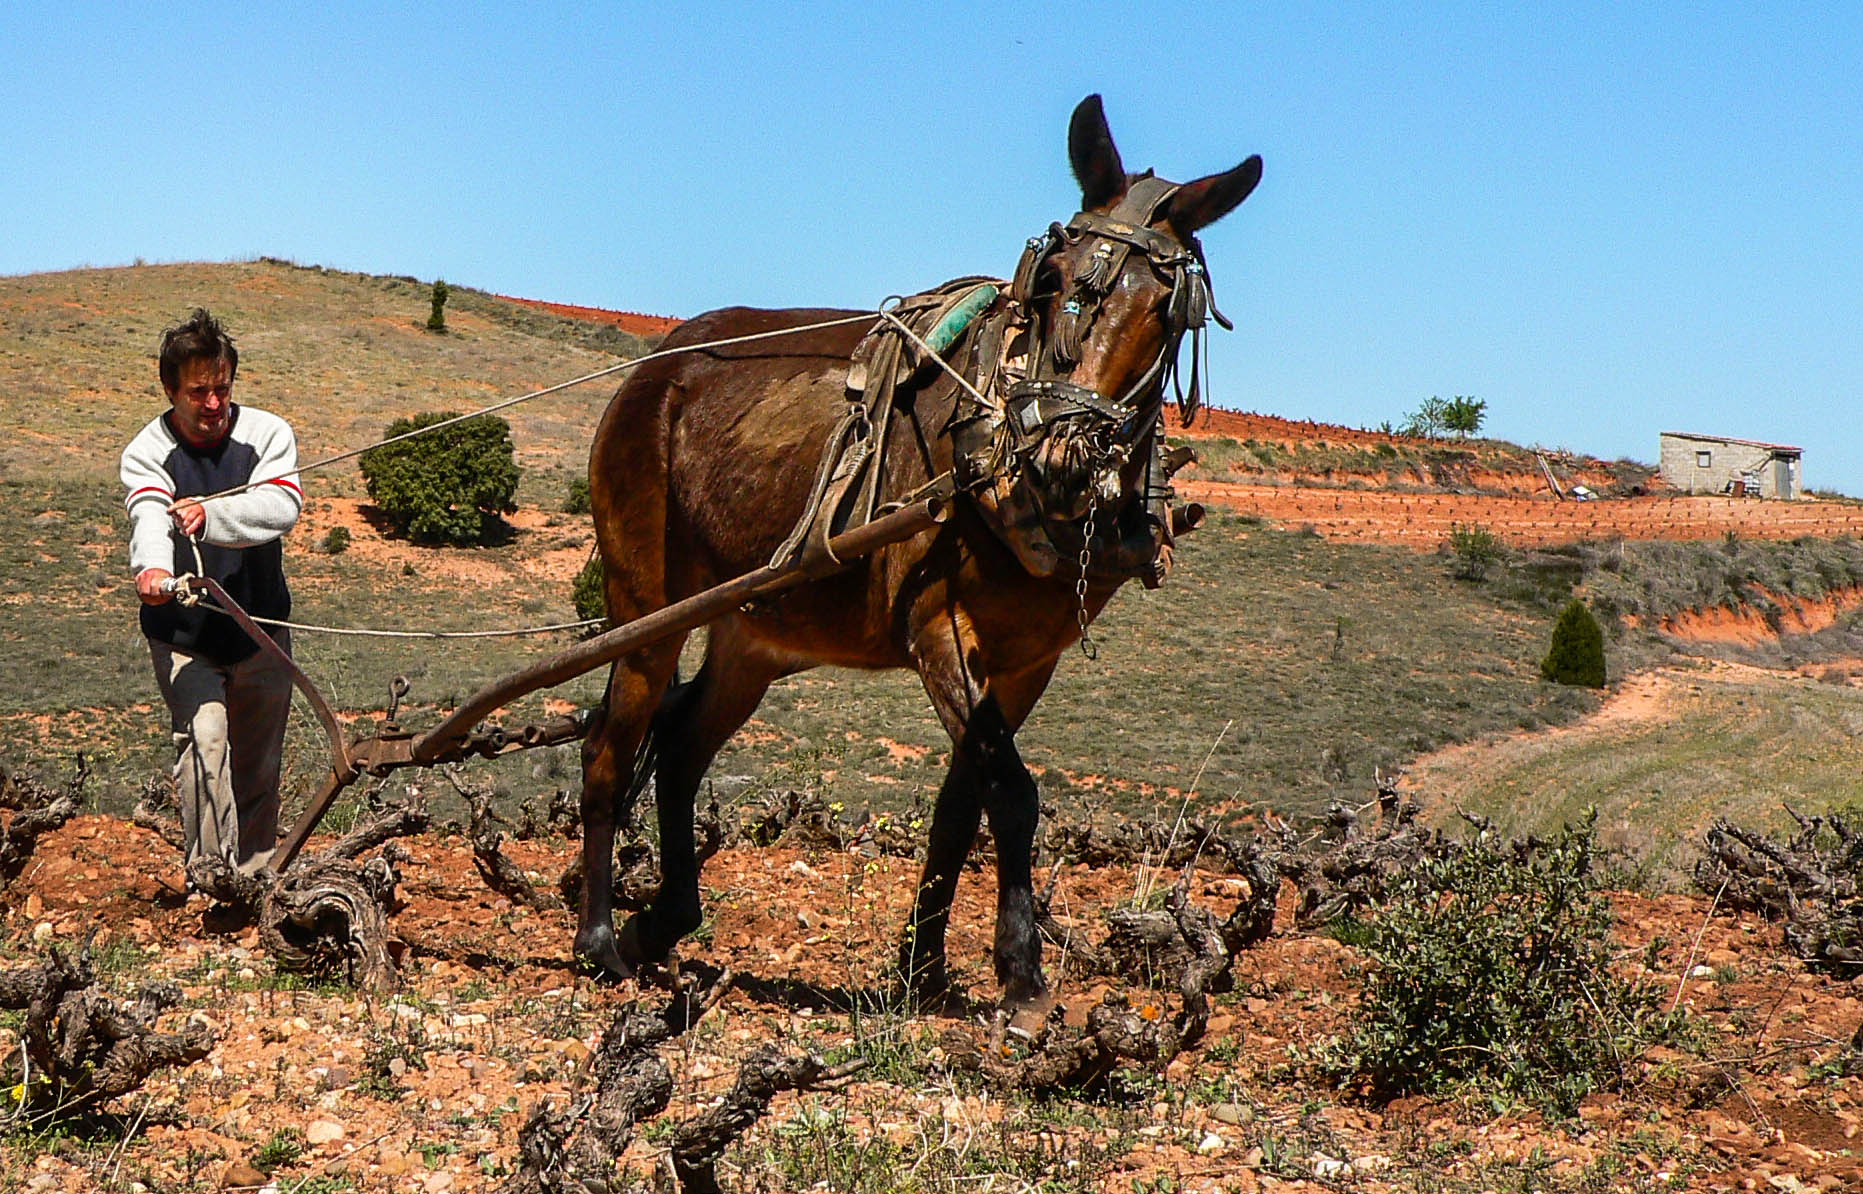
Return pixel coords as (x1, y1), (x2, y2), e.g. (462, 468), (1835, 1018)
(1164, 155), (1263, 235)
(1069, 94), (1127, 211)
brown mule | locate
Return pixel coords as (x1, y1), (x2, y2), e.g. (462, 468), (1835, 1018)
(577, 95), (1261, 1017)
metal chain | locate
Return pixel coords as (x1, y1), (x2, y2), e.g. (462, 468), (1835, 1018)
(1076, 495), (1098, 660)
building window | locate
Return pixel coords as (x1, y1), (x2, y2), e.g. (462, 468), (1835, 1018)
(1696, 450), (1712, 468)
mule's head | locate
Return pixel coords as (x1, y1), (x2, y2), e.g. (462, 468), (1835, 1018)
(996, 96), (1259, 545)
(1010, 94), (1261, 430)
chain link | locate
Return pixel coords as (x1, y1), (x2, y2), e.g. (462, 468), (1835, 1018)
(1076, 495), (1098, 659)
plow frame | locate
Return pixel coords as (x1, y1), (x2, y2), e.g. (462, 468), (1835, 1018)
(222, 497), (953, 873)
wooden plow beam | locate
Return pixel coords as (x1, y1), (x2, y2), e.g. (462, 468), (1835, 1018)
(262, 496), (949, 873)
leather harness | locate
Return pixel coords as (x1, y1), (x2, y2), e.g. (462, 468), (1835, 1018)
(773, 178), (1224, 587)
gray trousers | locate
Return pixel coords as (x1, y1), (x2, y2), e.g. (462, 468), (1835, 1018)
(149, 630), (293, 874)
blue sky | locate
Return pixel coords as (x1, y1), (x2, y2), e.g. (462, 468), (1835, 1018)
(5, 3), (1859, 491)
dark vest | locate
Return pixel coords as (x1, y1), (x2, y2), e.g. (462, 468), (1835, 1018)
(140, 407), (291, 664)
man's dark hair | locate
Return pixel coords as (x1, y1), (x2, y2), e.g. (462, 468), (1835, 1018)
(158, 307), (238, 393)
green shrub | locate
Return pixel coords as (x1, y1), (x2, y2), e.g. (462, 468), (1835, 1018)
(564, 475), (592, 515)
(251, 1127), (306, 1173)
(321, 526), (351, 555)
(572, 554), (606, 624)
(426, 279), (449, 332)
(1541, 598), (1606, 687)
(358, 412), (519, 545)
(1324, 815), (1681, 1116)
(1448, 522), (1500, 581)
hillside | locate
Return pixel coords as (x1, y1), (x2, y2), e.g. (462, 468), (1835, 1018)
(8, 262), (1863, 1193)
(0, 258), (652, 499)
(7, 261), (1863, 832)
(1163, 409), (1863, 548)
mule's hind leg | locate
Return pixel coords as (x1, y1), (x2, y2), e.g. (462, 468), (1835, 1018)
(576, 644), (682, 978)
(905, 618), (1058, 1011)
(624, 620), (789, 967)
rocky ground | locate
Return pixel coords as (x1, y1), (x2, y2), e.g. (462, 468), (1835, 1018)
(5, 803), (1863, 1194)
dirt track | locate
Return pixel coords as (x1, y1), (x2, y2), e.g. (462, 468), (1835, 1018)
(1180, 482), (1863, 549)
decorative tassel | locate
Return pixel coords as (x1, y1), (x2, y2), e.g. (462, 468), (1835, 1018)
(1077, 242), (1118, 293)
(1051, 297), (1086, 368)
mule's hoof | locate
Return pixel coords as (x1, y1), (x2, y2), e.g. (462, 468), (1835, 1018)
(616, 913), (667, 970)
(998, 988), (1060, 1043)
(573, 925), (635, 982)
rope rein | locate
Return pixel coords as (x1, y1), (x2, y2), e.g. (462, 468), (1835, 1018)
(224, 609), (605, 639)
(163, 310), (893, 639)
(168, 531), (608, 638)
(186, 310), (883, 507)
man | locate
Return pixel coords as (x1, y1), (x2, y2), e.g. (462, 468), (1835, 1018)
(121, 308), (302, 875)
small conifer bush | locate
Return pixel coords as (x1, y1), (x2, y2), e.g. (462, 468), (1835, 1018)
(564, 475), (592, 515)
(1448, 522), (1500, 581)
(321, 526), (351, 555)
(426, 279), (449, 332)
(572, 555), (606, 626)
(359, 412), (519, 545)
(1541, 598), (1606, 687)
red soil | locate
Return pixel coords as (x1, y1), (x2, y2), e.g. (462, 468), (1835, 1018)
(1644, 586), (1863, 647)
(496, 295), (683, 337)
(1180, 482), (1863, 550)
(1172, 407), (1435, 450)
(10, 814), (1863, 1193)
(1149, 408), (1859, 550)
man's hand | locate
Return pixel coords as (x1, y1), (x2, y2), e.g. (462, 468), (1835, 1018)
(168, 498), (206, 537)
(136, 569), (174, 605)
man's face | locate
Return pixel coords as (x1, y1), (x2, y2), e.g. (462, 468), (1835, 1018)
(165, 356), (235, 448)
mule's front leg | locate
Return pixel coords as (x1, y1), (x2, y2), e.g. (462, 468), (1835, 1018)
(968, 700), (1047, 1008)
(900, 755), (983, 1000)
(906, 685), (1049, 1014)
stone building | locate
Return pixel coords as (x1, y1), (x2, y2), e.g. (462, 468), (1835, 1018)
(1659, 432), (1802, 499)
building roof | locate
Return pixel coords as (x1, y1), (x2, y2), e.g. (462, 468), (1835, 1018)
(1661, 431), (1802, 455)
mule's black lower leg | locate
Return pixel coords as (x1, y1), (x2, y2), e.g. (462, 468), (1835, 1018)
(628, 678), (706, 962)
(965, 701), (1046, 1005)
(900, 759), (983, 997)
(574, 701), (629, 976)
(901, 694), (1046, 1006)
(575, 649), (680, 979)
(982, 784), (1042, 1003)
(624, 632), (781, 967)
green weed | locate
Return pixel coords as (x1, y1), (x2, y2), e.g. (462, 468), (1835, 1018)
(1321, 814), (1687, 1117)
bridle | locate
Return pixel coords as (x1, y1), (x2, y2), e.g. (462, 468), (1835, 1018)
(1004, 172), (1231, 453)
(827, 174), (1234, 590)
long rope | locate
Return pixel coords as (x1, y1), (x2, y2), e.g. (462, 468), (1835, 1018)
(218, 608), (605, 639)
(188, 310), (883, 506)
(165, 299), (985, 640)
(174, 535), (607, 638)
(874, 295), (995, 408)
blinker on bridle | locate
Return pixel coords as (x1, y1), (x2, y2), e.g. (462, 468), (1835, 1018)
(1006, 173), (1231, 436)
